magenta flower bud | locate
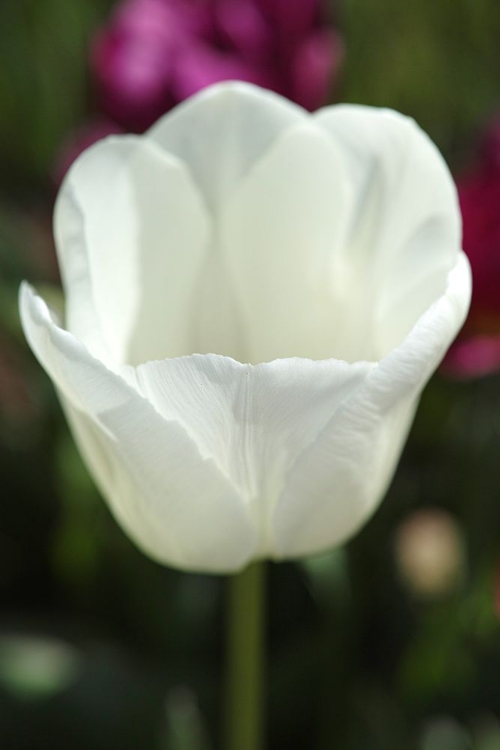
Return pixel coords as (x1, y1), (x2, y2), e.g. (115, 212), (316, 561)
(90, 0), (342, 133)
(443, 114), (500, 378)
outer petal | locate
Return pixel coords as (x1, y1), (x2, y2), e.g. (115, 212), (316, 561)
(132, 352), (374, 555)
(19, 283), (256, 573)
(55, 136), (210, 365)
(315, 105), (461, 358)
(273, 252), (471, 559)
(147, 81), (306, 211)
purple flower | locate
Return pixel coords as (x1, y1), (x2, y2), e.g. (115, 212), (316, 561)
(91, 0), (343, 131)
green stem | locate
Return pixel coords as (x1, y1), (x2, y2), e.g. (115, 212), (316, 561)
(225, 561), (266, 750)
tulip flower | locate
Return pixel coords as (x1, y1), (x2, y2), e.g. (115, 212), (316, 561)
(21, 82), (471, 574)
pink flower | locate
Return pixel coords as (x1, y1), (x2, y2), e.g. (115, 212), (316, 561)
(91, 0), (343, 131)
(443, 114), (500, 378)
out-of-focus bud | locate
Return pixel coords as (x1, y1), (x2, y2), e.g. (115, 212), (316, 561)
(91, 0), (343, 132)
(443, 113), (500, 379)
(0, 635), (81, 700)
(395, 509), (466, 598)
(420, 716), (472, 750)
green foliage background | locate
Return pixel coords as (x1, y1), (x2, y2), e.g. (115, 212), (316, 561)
(1, 1), (500, 748)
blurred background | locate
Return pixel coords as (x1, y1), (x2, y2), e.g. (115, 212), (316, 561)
(1, 0), (500, 748)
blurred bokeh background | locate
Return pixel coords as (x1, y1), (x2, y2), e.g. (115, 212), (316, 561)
(1, 1), (500, 748)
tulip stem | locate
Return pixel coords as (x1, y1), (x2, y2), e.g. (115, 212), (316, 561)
(225, 561), (266, 750)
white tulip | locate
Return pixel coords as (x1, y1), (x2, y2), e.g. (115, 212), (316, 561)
(20, 82), (471, 573)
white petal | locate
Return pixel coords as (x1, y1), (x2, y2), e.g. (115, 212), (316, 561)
(217, 122), (354, 363)
(273, 252), (471, 558)
(133, 353), (373, 555)
(147, 81), (306, 211)
(19, 283), (256, 573)
(55, 136), (210, 365)
(315, 105), (461, 358)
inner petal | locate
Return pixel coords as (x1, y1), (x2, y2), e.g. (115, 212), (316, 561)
(148, 81), (306, 212)
(197, 123), (366, 365)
